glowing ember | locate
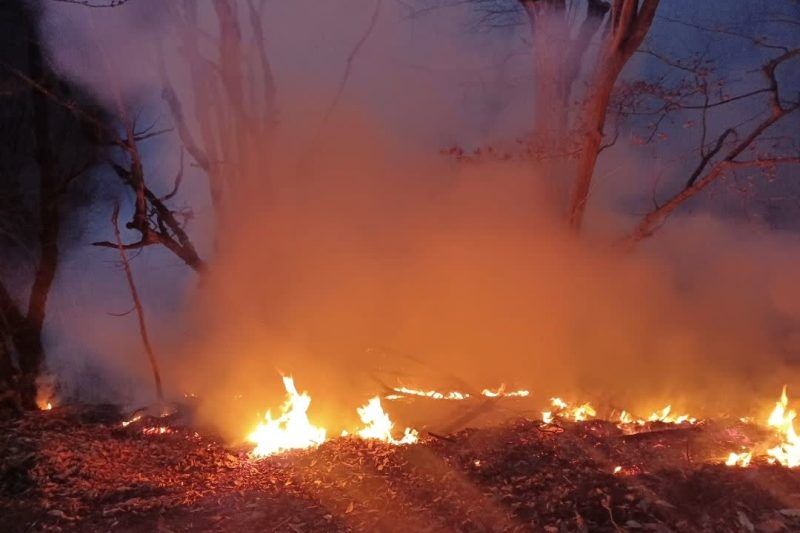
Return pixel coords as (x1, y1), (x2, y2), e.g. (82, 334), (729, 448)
(142, 426), (171, 435)
(247, 376), (327, 458)
(766, 386), (800, 467)
(480, 385), (530, 398)
(121, 414), (142, 427)
(724, 386), (800, 468)
(613, 466), (622, 475)
(36, 398), (53, 410)
(356, 396), (418, 445)
(389, 386), (470, 400)
(387, 385), (529, 401)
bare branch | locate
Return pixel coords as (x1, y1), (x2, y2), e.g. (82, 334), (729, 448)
(110, 202), (164, 403)
(322, 0), (383, 124)
(50, 0), (132, 7)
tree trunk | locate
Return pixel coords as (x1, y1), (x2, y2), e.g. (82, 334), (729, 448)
(566, 0), (660, 233)
(15, 35), (60, 409)
(567, 55), (624, 231)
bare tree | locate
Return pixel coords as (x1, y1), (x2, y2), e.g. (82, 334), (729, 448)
(0, 1), (106, 408)
(456, 1), (800, 243)
(621, 45), (800, 246)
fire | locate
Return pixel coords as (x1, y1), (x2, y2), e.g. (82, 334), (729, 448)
(766, 386), (800, 467)
(36, 398), (53, 410)
(480, 385), (530, 398)
(616, 406), (696, 428)
(543, 397), (596, 422)
(143, 426), (171, 436)
(247, 376), (327, 458)
(389, 386), (470, 400)
(725, 451), (752, 467)
(386, 385), (530, 401)
(646, 405), (696, 424)
(356, 396), (418, 445)
(121, 414), (142, 427)
(723, 386), (800, 468)
(618, 410), (634, 425)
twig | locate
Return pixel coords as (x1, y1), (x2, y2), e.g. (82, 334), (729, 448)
(426, 431), (457, 443)
(321, 0), (382, 124)
(110, 202), (164, 403)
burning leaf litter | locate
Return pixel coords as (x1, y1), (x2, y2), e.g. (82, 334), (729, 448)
(246, 376), (327, 458)
(243, 378), (800, 471)
(5, 404), (800, 532)
(355, 396), (418, 445)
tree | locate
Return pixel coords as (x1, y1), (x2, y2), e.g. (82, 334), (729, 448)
(0, 1), (107, 409)
(622, 44), (800, 246)
(457, 0), (799, 242)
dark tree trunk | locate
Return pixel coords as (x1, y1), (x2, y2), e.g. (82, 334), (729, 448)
(0, 279), (24, 412)
(14, 33), (60, 409)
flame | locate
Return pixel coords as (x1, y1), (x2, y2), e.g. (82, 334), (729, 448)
(766, 385), (800, 467)
(356, 396), (418, 445)
(613, 466), (623, 475)
(544, 397), (596, 422)
(121, 414), (142, 427)
(572, 403), (597, 421)
(616, 406), (696, 428)
(247, 376), (327, 458)
(480, 385), (530, 398)
(618, 410), (634, 425)
(390, 386), (470, 400)
(725, 451), (752, 467)
(646, 405), (695, 424)
(143, 426), (171, 435)
(551, 397), (568, 410)
(387, 385), (529, 401)
(36, 398), (53, 410)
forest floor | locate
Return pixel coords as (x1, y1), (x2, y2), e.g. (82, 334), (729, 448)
(2, 405), (800, 532)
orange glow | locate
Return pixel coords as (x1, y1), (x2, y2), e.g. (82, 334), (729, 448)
(247, 376), (327, 458)
(766, 386), (800, 467)
(356, 396), (418, 445)
(121, 414), (142, 427)
(543, 397), (596, 422)
(725, 451), (752, 467)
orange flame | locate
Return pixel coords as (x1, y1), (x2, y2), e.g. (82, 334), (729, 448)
(356, 396), (418, 445)
(766, 385), (800, 467)
(247, 376), (327, 458)
(543, 397), (596, 422)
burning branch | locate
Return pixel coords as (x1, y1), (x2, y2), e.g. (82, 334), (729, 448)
(110, 202), (164, 403)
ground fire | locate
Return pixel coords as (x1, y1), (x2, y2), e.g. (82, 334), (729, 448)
(2, 0), (800, 531)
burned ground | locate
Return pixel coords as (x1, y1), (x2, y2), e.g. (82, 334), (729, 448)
(2, 405), (800, 532)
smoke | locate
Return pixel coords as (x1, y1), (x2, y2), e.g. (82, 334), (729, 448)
(35, 0), (800, 439)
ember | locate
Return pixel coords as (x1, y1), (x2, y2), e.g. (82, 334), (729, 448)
(5, 405), (800, 532)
